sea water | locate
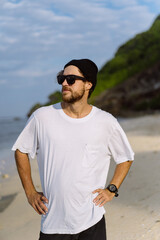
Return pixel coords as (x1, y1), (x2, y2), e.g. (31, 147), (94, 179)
(0, 117), (27, 181)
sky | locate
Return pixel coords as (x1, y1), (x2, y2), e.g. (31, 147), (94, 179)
(0, 0), (160, 118)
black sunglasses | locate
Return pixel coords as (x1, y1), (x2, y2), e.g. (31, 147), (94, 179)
(57, 74), (86, 85)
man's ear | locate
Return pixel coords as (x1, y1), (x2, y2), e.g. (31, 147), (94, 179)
(85, 81), (92, 90)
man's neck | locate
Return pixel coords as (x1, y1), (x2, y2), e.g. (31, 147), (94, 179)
(61, 101), (92, 119)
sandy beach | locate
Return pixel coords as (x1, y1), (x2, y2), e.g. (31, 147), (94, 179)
(0, 113), (160, 240)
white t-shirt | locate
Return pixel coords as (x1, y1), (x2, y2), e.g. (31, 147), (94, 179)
(12, 103), (134, 234)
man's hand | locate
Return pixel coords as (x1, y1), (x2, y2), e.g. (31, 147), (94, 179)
(27, 191), (49, 215)
(92, 188), (115, 207)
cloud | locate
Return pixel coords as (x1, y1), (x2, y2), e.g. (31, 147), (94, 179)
(0, 80), (7, 85)
(0, 0), (155, 68)
(3, 1), (22, 9)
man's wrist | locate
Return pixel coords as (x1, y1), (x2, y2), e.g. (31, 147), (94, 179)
(106, 184), (119, 197)
(25, 186), (37, 199)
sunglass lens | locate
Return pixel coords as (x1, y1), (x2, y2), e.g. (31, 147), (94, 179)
(66, 76), (76, 85)
(57, 75), (65, 84)
(57, 75), (76, 85)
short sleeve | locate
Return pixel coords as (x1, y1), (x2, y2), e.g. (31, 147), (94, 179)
(108, 119), (134, 164)
(12, 114), (38, 159)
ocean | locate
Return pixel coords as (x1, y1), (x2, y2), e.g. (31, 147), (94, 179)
(0, 117), (27, 181)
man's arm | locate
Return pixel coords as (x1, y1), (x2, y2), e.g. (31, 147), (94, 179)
(92, 160), (133, 207)
(15, 149), (48, 215)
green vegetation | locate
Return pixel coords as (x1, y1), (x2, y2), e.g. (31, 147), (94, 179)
(90, 15), (160, 102)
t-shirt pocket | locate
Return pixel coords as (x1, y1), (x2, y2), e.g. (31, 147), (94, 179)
(82, 144), (101, 168)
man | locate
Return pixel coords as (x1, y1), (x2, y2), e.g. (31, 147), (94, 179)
(12, 59), (134, 240)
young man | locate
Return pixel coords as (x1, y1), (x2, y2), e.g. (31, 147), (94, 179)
(12, 59), (134, 240)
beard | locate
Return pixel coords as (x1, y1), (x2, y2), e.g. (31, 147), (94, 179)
(62, 86), (85, 103)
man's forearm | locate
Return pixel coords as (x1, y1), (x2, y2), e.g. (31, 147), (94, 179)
(15, 149), (36, 197)
(109, 160), (133, 189)
(92, 160), (133, 206)
(15, 149), (49, 215)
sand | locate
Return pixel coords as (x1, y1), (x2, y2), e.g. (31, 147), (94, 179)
(0, 113), (160, 240)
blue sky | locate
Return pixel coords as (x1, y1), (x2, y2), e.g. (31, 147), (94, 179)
(0, 0), (160, 117)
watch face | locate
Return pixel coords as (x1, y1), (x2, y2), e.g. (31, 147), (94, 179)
(107, 184), (119, 197)
(109, 185), (116, 192)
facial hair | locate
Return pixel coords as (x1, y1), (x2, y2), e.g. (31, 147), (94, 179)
(62, 86), (85, 103)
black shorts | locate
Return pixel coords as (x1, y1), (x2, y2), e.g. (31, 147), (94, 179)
(39, 215), (106, 240)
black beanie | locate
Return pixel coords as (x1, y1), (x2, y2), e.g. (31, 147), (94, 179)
(64, 59), (98, 94)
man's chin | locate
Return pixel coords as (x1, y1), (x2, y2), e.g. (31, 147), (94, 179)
(62, 90), (85, 103)
(62, 95), (74, 103)
(62, 98), (75, 104)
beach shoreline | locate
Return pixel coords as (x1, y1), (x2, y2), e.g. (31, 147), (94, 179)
(0, 113), (160, 240)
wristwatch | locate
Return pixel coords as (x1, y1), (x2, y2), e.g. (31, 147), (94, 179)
(107, 184), (119, 197)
